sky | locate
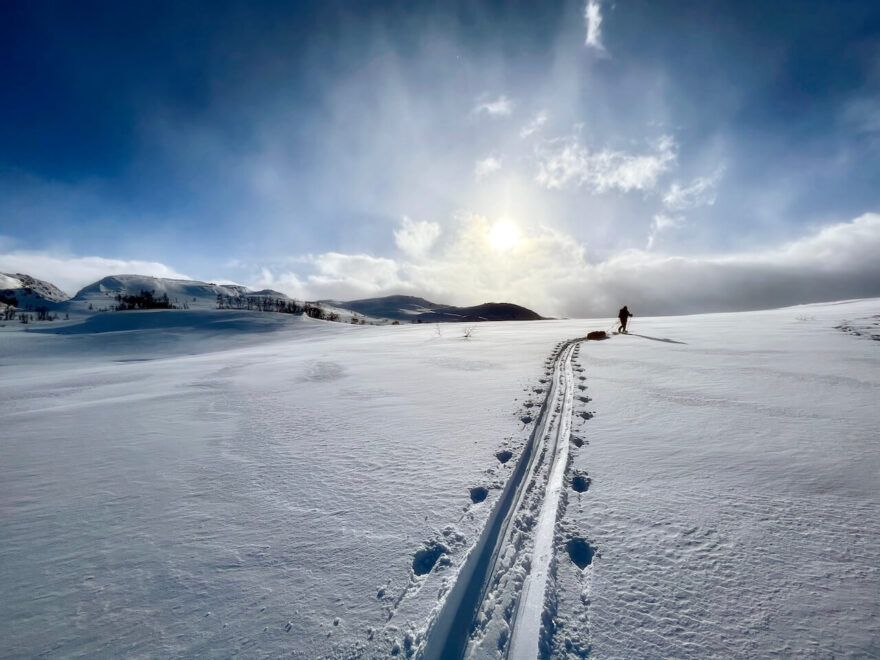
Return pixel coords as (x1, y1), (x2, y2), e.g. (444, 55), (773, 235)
(2, 0), (880, 317)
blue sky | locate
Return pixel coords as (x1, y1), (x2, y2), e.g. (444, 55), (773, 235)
(2, 0), (879, 315)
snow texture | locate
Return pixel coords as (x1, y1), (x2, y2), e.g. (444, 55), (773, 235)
(1, 271), (70, 306)
(1, 299), (879, 658)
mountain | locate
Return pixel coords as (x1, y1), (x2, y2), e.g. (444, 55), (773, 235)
(75, 275), (250, 302)
(3, 273), (543, 324)
(69, 275), (293, 312)
(330, 294), (544, 322)
(415, 302), (544, 322)
(325, 295), (446, 319)
(1, 272), (70, 309)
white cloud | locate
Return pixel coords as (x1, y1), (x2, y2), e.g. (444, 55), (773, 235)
(249, 267), (308, 298)
(474, 156), (502, 180)
(584, 0), (606, 53)
(305, 252), (405, 300)
(520, 111), (548, 138)
(255, 213), (880, 318)
(663, 167), (724, 210)
(536, 134), (676, 193)
(473, 95), (514, 118)
(0, 252), (190, 297)
(393, 216), (441, 258)
(10, 214), (880, 319)
(646, 213), (684, 249)
(565, 212), (880, 316)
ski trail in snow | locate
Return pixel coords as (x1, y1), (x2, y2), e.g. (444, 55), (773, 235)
(506, 342), (575, 658)
(421, 339), (580, 660)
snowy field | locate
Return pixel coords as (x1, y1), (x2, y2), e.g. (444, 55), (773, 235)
(1, 299), (878, 658)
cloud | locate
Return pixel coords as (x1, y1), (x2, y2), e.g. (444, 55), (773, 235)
(474, 156), (502, 180)
(249, 268), (308, 298)
(520, 111), (548, 138)
(473, 95), (514, 118)
(663, 167), (724, 210)
(0, 252), (190, 297)
(305, 252), (405, 300)
(536, 134), (677, 192)
(245, 213), (880, 319)
(584, 1), (606, 53)
(561, 212), (880, 316)
(393, 216), (441, 258)
(646, 213), (684, 250)
(8, 214), (880, 320)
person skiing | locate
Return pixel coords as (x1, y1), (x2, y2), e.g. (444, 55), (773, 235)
(617, 305), (633, 333)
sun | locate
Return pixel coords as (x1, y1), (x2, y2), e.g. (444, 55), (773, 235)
(488, 218), (522, 251)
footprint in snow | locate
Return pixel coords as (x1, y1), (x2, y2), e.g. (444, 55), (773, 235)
(469, 486), (488, 504)
(566, 538), (597, 569)
(495, 450), (513, 464)
(571, 473), (591, 492)
(412, 541), (449, 576)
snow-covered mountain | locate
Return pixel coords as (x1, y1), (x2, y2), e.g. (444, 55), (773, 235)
(3, 274), (542, 326)
(70, 275), (258, 311)
(324, 294), (445, 319)
(0, 272), (70, 309)
(68, 275), (365, 321)
(328, 294), (545, 322)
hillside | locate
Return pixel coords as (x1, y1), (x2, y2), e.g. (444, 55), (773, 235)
(323, 295), (444, 319)
(1, 272), (70, 309)
(71, 275), (255, 310)
(3, 274), (542, 325)
(0, 273), (368, 326)
(331, 294), (544, 322)
(416, 301), (544, 322)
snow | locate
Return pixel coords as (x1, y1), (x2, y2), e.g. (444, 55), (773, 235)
(0, 273), (22, 289)
(69, 275), (256, 313)
(1, 272), (70, 307)
(1, 299), (878, 657)
(506, 342), (575, 659)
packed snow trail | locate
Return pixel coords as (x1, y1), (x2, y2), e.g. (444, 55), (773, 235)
(506, 342), (576, 658)
(421, 339), (581, 660)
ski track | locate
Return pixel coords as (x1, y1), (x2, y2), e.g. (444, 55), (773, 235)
(421, 338), (585, 660)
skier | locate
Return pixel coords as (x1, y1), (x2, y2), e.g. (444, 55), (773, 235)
(617, 305), (633, 334)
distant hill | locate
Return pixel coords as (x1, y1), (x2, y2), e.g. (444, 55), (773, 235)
(416, 302), (544, 322)
(3, 273), (543, 324)
(1, 273), (356, 322)
(325, 295), (445, 319)
(1, 272), (70, 309)
(73, 275), (253, 307)
(1, 273), (296, 315)
(329, 295), (544, 322)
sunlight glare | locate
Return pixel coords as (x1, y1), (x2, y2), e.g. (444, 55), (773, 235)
(488, 218), (522, 251)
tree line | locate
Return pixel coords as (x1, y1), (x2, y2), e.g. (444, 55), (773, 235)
(114, 290), (177, 311)
(216, 294), (341, 322)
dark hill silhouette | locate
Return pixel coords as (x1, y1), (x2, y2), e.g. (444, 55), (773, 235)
(328, 295), (544, 322)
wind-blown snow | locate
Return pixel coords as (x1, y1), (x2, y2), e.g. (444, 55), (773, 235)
(1, 300), (878, 657)
(0, 273), (22, 289)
